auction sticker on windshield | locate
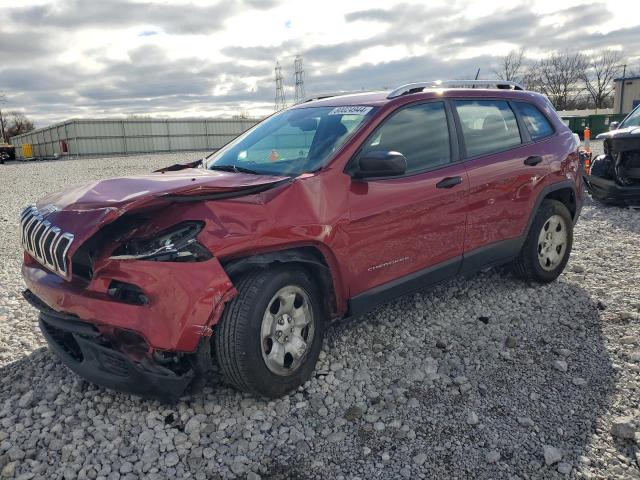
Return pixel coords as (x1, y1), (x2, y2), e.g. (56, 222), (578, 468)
(328, 106), (373, 115)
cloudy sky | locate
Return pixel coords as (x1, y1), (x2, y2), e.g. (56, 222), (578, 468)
(1, 0), (639, 126)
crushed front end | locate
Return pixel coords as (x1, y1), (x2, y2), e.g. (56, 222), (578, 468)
(585, 127), (640, 206)
(20, 200), (237, 401)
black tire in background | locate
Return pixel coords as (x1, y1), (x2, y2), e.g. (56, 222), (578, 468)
(214, 266), (324, 398)
(512, 199), (573, 283)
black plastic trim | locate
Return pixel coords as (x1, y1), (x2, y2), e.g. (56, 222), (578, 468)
(524, 180), (580, 234)
(459, 237), (522, 275)
(348, 256), (461, 317)
(222, 248), (330, 278)
(40, 316), (192, 402)
(584, 175), (640, 205)
(26, 289), (195, 402)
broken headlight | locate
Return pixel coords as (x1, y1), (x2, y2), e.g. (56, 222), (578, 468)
(110, 221), (212, 262)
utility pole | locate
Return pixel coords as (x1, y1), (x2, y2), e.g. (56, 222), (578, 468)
(274, 60), (287, 111)
(619, 64), (627, 114)
(294, 55), (305, 103)
(0, 94), (6, 143)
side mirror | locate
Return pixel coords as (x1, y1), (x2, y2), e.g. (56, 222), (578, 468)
(353, 151), (407, 179)
(609, 121), (620, 131)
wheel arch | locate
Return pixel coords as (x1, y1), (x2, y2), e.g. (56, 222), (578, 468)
(220, 245), (345, 320)
(524, 181), (579, 238)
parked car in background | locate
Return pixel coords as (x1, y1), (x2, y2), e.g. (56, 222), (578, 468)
(585, 104), (640, 206)
(0, 142), (14, 164)
(21, 80), (583, 401)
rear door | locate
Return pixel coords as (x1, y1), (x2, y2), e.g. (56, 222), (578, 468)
(452, 99), (553, 269)
(345, 101), (469, 299)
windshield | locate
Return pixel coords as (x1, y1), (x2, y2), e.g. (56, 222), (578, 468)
(621, 105), (640, 128)
(205, 106), (376, 176)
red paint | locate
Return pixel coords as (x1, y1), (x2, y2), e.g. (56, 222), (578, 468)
(346, 163), (469, 295)
(22, 88), (582, 355)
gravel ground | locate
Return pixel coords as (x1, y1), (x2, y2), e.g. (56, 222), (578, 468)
(0, 142), (639, 480)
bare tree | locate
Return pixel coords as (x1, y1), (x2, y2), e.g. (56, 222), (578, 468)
(581, 50), (623, 109)
(493, 48), (527, 83)
(529, 51), (588, 110)
(0, 94), (7, 142)
(5, 111), (35, 138)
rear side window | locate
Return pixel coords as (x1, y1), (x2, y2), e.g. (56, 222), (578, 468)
(454, 100), (521, 157)
(514, 102), (555, 140)
(359, 102), (451, 174)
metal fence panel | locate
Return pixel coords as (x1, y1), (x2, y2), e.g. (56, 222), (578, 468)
(10, 117), (261, 158)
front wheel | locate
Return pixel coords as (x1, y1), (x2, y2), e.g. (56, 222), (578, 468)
(214, 266), (324, 397)
(511, 199), (573, 283)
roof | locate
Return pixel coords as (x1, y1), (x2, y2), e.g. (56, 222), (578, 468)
(294, 87), (545, 109)
(614, 76), (640, 82)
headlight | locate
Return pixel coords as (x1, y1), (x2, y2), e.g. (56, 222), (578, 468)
(110, 221), (212, 262)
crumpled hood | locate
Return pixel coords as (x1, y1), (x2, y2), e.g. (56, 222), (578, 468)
(38, 168), (289, 211)
(31, 168), (290, 261)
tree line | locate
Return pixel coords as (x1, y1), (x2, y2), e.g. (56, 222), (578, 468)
(492, 49), (630, 111)
(0, 94), (35, 142)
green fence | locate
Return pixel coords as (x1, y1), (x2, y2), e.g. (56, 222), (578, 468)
(561, 113), (627, 139)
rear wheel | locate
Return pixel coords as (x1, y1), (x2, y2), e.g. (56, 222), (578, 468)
(512, 199), (573, 283)
(214, 266), (324, 397)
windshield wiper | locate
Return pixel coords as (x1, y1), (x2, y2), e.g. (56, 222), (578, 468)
(209, 164), (259, 175)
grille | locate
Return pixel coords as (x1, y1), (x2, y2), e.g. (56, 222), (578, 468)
(20, 205), (74, 278)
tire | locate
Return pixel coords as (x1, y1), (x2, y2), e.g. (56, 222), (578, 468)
(214, 265), (324, 397)
(511, 199), (573, 283)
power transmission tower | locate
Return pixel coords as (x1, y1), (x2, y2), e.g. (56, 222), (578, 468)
(294, 55), (305, 103)
(274, 60), (287, 111)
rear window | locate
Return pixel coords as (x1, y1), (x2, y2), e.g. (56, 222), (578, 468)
(454, 100), (522, 157)
(514, 102), (555, 140)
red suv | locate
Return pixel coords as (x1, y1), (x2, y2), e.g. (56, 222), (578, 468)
(21, 80), (583, 401)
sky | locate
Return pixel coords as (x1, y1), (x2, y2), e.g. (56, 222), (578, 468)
(1, 0), (639, 127)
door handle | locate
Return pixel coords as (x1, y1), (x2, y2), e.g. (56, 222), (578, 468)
(436, 176), (463, 189)
(524, 155), (543, 166)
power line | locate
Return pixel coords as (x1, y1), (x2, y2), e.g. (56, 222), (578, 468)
(294, 55), (305, 103)
(274, 60), (287, 111)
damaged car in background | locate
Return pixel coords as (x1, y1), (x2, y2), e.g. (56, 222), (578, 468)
(21, 80), (584, 402)
(583, 104), (640, 206)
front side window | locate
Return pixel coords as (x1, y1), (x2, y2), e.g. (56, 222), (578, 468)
(206, 106), (376, 176)
(357, 102), (451, 175)
(514, 102), (555, 140)
(621, 104), (640, 128)
(455, 100), (521, 157)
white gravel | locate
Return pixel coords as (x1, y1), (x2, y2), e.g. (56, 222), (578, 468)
(0, 143), (639, 479)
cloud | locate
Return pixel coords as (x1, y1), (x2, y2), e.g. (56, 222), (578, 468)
(9, 0), (262, 35)
(0, 28), (55, 58)
(0, 0), (638, 126)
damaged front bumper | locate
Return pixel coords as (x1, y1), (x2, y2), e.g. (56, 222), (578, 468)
(584, 174), (640, 206)
(22, 253), (238, 401)
(25, 290), (199, 402)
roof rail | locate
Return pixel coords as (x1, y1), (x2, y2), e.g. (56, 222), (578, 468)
(387, 80), (525, 99)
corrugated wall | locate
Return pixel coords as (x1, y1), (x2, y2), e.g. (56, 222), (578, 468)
(10, 118), (259, 159)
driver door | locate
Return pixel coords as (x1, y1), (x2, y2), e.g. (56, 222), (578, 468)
(345, 101), (469, 304)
